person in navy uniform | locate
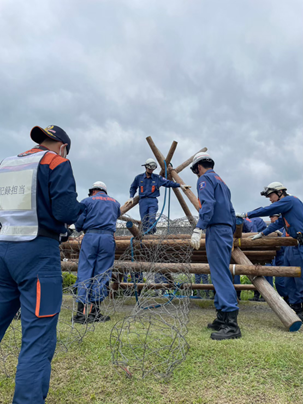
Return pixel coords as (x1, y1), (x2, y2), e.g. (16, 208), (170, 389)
(74, 181), (121, 324)
(190, 152), (241, 340)
(237, 182), (303, 320)
(0, 125), (84, 404)
(126, 158), (190, 234)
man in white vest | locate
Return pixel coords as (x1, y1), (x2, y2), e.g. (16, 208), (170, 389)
(0, 125), (84, 404)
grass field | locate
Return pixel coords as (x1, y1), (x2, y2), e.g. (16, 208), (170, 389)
(1, 295), (303, 404)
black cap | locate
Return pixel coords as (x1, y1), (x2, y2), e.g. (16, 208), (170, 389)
(30, 125), (71, 155)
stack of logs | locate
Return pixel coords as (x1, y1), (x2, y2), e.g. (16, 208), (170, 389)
(61, 232), (299, 281)
(60, 136), (302, 332)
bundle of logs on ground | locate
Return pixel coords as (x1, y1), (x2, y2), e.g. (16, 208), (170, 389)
(61, 137), (302, 332)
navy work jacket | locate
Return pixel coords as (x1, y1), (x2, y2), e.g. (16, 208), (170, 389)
(196, 169), (236, 230)
(247, 196), (303, 239)
(129, 172), (180, 199)
(75, 191), (121, 233)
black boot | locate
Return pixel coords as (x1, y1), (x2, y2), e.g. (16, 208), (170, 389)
(290, 304), (303, 321)
(249, 291), (260, 302)
(207, 310), (226, 331)
(88, 303), (110, 323)
(211, 311), (242, 340)
(73, 302), (89, 324)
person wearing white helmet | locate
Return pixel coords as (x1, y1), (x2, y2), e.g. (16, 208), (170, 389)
(190, 152), (241, 340)
(73, 181), (121, 324)
(236, 181), (303, 319)
(127, 158), (190, 234)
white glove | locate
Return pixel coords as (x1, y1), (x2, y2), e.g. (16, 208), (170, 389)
(251, 232), (263, 240)
(236, 212), (247, 218)
(275, 230), (283, 237)
(180, 184), (191, 190)
(126, 198), (134, 205)
(190, 228), (203, 250)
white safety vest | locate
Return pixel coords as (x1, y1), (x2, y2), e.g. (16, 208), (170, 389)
(0, 150), (54, 241)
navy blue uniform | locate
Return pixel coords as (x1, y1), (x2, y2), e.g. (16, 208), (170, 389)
(75, 191), (120, 304)
(242, 218), (254, 233)
(247, 196), (303, 305)
(130, 173), (180, 233)
(196, 170), (238, 312)
(0, 146), (84, 404)
(251, 217), (267, 232)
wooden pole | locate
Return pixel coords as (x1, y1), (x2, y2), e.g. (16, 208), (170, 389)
(174, 147), (208, 174)
(119, 282), (255, 291)
(168, 168), (200, 211)
(61, 236), (297, 253)
(232, 247), (302, 332)
(119, 216), (141, 225)
(120, 195), (140, 216)
(159, 141), (178, 177)
(61, 260), (301, 277)
(126, 221), (141, 238)
(146, 136), (197, 226)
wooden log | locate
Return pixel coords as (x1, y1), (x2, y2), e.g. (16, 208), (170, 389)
(119, 216), (141, 225)
(120, 195), (140, 215)
(159, 141), (178, 177)
(119, 282), (255, 291)
(172, 188), (197, 227)
(61, 236), (297, 254)
(174, 147), (208, 174)
(61, 260), (301, 278)
(168, 168), (201, 211)
(126, 221), (141, 238)
(146, 136), (197, 226)
(114, 232), (285, 240)
(232, 247), (302, 332)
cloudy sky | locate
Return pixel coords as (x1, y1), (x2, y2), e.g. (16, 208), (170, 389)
(1, 0), (302, 221)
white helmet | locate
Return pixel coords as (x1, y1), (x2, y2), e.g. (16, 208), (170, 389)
(142, 158), (157, 170)
(260, 182), (287, 197)
(190, 152), (214, 173)
(88, 181), (107, 195)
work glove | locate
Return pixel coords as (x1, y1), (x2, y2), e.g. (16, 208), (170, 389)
(126, 198), (134, 205)
(236, 212), (247, 218)
(251, 232), (263, 240)
(275, 230), (283, 237)
(180, 184), (191, 190)
(190, 228), (203, 250)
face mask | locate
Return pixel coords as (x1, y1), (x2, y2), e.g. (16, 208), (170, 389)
(59, 144), (67, 158)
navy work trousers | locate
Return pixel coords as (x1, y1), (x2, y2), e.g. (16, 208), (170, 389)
(284, 245), (303, 305)
(205, 225), (238, 312)
(139, 197), (158, 233)
(76, 233), (115, 303)
(0, 237), (62, 404)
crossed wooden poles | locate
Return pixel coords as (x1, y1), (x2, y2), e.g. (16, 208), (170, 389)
(117, 137), (302, 332)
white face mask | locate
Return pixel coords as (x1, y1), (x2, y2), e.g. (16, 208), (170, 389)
(59, 144), (67, 158)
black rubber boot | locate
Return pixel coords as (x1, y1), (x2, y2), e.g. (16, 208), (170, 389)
(290, 304), (303, 321)
(88, 303), (110, 323)
(249, 291), (260, 302)
(207, 310), (226, 331)
(73, 302), (88, 324)
(210, 311), (242, 340)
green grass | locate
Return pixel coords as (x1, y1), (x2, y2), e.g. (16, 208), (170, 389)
(1, 297), (303, 404)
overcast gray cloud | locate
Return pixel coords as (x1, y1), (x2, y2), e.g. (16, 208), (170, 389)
(0, 0), (302, 220)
